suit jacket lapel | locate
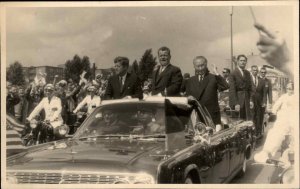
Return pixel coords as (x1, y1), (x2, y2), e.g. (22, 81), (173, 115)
(156, 64), (171, 84)
(190, 76), (201, 98)
(154, 68), (160, 84)
(197, 73), (210, 99)
(121, 73), (130, 94)
(113, 75), (121, 95)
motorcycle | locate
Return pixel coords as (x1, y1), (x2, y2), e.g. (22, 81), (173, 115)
(253, 131), (294, 184)
(266, 149), (294, 184)
(23, 119), (69, 146)
(67, 111), (87, 135)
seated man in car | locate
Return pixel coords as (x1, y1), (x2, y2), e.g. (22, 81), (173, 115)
(132, 108), (164, 135)
(101, 109), (130, 135)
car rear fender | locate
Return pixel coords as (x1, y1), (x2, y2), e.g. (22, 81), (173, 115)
(184, 164), (201, 181)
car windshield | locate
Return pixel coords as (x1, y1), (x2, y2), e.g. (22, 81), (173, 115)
(74, 103), (166, 138)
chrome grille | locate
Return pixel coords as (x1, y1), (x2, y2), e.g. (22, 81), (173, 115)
(7, 171), (134, 184)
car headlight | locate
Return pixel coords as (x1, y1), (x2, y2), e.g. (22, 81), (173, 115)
(58, 125), (69, 136)
(113, 173), (154, 184)
(6, 175), (18, 184)
(132, 174), (155, 184)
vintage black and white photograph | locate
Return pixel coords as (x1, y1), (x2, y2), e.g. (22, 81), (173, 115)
(1, 1), (299, 188)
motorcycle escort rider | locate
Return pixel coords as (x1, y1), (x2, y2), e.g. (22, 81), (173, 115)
(73, 85), (101, 116)
(26, 84), (63, 139)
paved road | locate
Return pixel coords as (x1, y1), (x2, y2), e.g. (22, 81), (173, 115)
(231, 122), (283, 184)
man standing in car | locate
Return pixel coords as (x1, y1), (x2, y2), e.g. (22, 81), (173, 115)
(185, 56), (229, 125)
(105, 56), (143, 100)
(229, 55), (254, 120)
(151, 46), (183, 96)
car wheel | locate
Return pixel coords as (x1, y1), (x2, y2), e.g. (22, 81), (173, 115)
(184, 175), (194, 184)
(236, 156), (247, 178)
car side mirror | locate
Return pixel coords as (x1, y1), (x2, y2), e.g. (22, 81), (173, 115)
(268, 113), (277, 122)
(195, 122), (207, 135)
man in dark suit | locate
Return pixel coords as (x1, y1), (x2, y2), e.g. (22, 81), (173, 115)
(185, 56), (229, 125)
(229, 54), (254, 120)
(260, 67), (273, 108)
(250, 65), (266, 137)
(105, 56), (143, 100)
(259, 67), (273, 133)
(222, 68), (231, 84)
(6, 86), (20, 116)
(151, 46), (183, 96)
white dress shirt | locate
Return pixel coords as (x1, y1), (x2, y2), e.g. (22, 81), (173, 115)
(119, 73), (127, 87)
(27, 96), (63, 128)
(74, 95), (101, 115)
(237, 67), (244, 77)
(251, 74), (258, 87)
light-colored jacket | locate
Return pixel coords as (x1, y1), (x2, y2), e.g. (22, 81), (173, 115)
(27, 96), (63, 128)
(74, 95), (101, 115)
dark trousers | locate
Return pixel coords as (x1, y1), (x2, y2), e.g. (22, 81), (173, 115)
(209, 111), (221, 125)
(252, 103), (264, 135)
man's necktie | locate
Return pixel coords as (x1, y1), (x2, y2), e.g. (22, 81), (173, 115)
(255, 77), (257, 86)
(159, 67), (164, 75)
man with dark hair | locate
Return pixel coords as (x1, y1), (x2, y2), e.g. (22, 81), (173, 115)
(229, 54), (254, 120)
(6, 86), (20, 116)
(185, 56), (229, 125)
(250, 65), (266, 137)
(180, 73), (190, 96)
(260, 67), (273, 107)
(105, 56), (142, 99)
(14, 88), (29, 124)
(151, 46), (183, 96)
(222, 68), (231, 84)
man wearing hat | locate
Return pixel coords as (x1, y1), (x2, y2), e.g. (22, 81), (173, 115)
(27, 84), (63, 128)
(73, 85), (101, 115)
(105, 56), (143, 99)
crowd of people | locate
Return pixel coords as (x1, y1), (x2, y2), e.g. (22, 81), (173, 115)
(6, 23), (295, 166)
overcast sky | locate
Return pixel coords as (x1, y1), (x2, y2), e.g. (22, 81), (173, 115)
(6, 5), (295, 74)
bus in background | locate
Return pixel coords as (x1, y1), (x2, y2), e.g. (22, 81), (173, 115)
(262, 65), (290, 103)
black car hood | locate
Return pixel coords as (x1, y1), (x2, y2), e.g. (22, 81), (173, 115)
(7, 137), (173, 176)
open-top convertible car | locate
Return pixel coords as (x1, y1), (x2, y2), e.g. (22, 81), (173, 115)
(6, 97), (255, 184)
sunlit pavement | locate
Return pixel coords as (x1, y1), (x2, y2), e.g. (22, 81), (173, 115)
(231, 122), (283, 184)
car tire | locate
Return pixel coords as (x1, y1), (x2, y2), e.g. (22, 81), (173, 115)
(236, 156), (247, 178)
(184, 175), (194, 184)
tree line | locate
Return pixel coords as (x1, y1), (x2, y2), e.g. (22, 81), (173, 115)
(6, 49), (157, 86)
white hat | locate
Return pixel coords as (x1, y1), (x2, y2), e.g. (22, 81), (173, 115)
(87, 85), (96, 91)
(44, 84), (54, 90)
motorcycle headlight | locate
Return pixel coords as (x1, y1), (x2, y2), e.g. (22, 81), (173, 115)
(30, 120), (37, 129)
(58, 125), (69, 136)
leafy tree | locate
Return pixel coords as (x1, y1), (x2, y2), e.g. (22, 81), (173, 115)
(64, 54), (92, 83)
(138, 49), (157, 82)
(131, 60), (139, 75)
(6, 61), (25, 86)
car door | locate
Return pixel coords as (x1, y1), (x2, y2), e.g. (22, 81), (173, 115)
(226, 126), (243, 178)
(195, 104), (230, 183)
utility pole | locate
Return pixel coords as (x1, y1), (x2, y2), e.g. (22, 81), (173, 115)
(93, 63), (96, 79)
(230, 6), (234, 71)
